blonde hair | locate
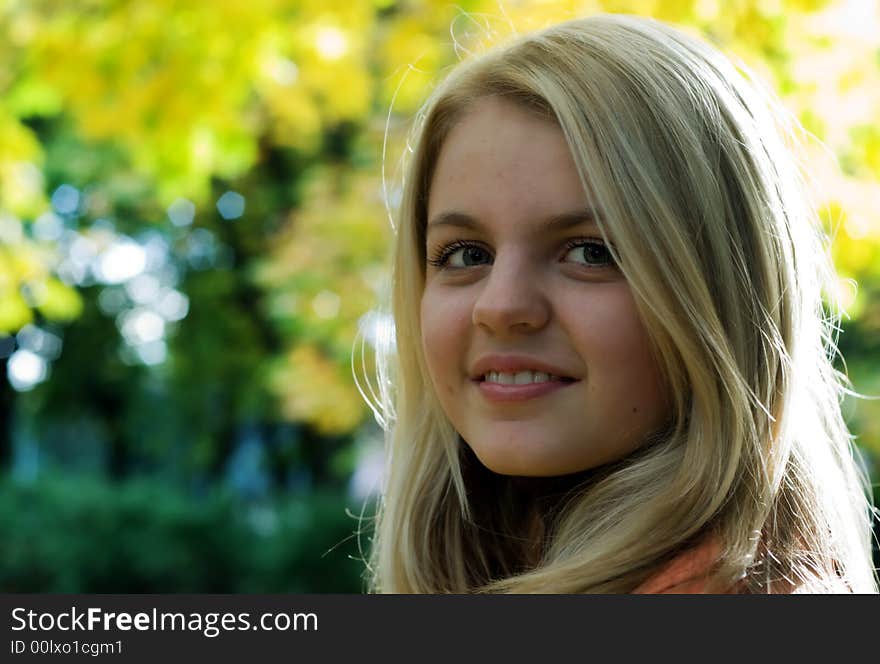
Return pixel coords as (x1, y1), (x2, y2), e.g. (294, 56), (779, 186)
(368, 14), (878, 593)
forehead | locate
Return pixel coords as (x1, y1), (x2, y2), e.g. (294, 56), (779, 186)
(426, 97), (592, 234)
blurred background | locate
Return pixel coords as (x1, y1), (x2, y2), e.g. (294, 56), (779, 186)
(0, 0), (878, 592)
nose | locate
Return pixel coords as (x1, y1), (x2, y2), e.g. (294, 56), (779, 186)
(472, 253), (551, 335)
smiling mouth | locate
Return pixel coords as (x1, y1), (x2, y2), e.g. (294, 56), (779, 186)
(477, 371), (577, 385)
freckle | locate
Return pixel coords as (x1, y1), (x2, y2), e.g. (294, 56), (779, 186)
(632, 407), (638, 414)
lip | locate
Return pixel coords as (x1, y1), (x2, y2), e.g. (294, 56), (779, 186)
(469, 354), (579, 381)
(469, 353), (580, 404)
(475, 378), (577, 403)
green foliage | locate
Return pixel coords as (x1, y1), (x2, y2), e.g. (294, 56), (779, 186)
(0, 474), (367, 593)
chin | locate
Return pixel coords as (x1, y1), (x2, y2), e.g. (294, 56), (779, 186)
(466, 442), (592, 478)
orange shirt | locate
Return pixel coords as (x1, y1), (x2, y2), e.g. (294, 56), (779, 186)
(633, 537), (850, 594)
(633, 537), (737, 594)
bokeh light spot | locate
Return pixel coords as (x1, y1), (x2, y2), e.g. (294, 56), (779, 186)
(56, 260), (88, 286)
(94, 239), (147, 284)
(16, 324), (62, 360)
(0, 214), (23, 244)
(141, 232), (171, 271)
(33, 212), (65, 242)
(268, 57), (298, 86)
(7, 349), (48, 391)
(216, 191), (246, 220)
(10, 162), (43, 200)
(168, 198), (196, 227)
(125, 273), (162, 305)
(69, 233), (98, 265)
(135, 339), (167, 366)
(119, 307), (165, 345)
(312, 290), (341, 319)
(156, 289), (189, 322)
(315, 26), (348, 60)
(51, 184), (80, 215)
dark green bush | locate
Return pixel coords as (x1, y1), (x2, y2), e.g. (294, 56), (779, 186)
(0, 474), (369, 593)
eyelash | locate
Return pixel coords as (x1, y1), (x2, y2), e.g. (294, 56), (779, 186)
(426, 238), (616, 270)
(426, 239), (472, 268)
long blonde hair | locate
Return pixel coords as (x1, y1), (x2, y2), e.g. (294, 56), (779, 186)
(368, 14), (878, 593)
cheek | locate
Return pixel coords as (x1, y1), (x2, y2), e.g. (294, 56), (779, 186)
(420, 286), (471, 390)
(567, 290), (666, 405)
(567, 288), (640, 351)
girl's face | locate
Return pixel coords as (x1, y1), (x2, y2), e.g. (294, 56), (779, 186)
(420, 96), (670, 476)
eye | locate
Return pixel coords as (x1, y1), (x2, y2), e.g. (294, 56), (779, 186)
(427, 240), (491, 269)
(563, 239), (616, 268)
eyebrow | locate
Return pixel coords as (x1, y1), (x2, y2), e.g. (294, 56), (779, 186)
(426, 208), (604, 233)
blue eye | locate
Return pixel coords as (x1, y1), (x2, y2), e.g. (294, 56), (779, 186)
(427, 241), (491, 268)
(563, 239), (615, 267)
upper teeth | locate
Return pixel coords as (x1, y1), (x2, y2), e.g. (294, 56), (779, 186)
(483, 370), (557, 384)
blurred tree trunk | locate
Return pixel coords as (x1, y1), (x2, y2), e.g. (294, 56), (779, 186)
(93, 389), (127, 479)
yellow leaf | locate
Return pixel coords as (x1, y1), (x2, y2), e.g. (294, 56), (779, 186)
(0, 291), (33, 334)
(271, 344), (365, 435)
(35, 277), (83, 322)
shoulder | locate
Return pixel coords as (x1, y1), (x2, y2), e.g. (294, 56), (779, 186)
(633, 536), (725, 594)
(632, 535), (856, 595)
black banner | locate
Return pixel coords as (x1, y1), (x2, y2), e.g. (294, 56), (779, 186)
(0, 594), (873, 661)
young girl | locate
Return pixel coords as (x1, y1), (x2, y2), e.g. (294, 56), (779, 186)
(368, 13), (878, 593)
